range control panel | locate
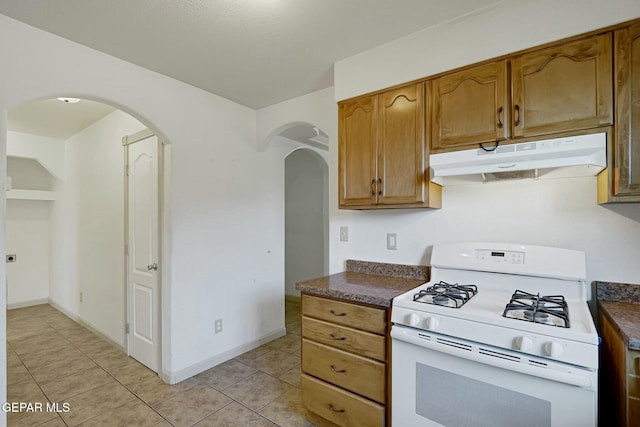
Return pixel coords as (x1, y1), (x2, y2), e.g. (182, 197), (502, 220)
(475, 249), (524, 264)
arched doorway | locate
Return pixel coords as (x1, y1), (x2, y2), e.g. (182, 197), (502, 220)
(285, 148), (329, 297)
(5, 97), (168, 374)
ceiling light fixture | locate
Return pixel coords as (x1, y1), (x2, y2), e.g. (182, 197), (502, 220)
(57, 97), (81, 104)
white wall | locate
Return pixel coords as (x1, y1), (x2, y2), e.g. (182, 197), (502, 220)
(0, 14), (287, 393)
(49, 110), (146, 345)
(335, 0), (640, 101)
(6, 200), (50, 307)
(258, 2), (640, 292)
(6, 152), (57, 308)
(329, 0), (640, 287)
(285, 149), (327, 296)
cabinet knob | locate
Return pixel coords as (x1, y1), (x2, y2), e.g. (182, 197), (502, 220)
(371, 179), (376, 196)
(330, 309), (346, 317)
(514, 104), (521, 126)
(497, 106), (504, 128)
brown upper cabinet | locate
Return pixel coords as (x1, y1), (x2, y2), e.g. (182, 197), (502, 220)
(430, 34), (613, 152)
(338, 83), (441, 209)
(612, 23), (640, 198)
(431, 61), (508, 150)
(511, 34), (613, 138)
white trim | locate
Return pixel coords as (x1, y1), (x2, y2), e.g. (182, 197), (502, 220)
(6, 298), (48, 310)
(159, 327), (286, 384)
(48, 299), (125, 351)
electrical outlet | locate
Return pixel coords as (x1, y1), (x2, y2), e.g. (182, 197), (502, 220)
(215, 319), (223, 334)
(79, 292), (83, 303)
(387, 233), (397, 250)
(340, 226), (349, 242)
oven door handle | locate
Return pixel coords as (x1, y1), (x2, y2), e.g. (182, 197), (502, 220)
(391, 326), (593, 389)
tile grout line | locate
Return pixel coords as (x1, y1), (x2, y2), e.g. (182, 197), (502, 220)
(8, 302), (303, 427)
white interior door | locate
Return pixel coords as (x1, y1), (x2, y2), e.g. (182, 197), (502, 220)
(126, 132), (160, 372)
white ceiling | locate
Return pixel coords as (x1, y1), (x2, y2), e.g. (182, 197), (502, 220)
(2, 0), (503, 138)
(0, 0), (503, 110)
(8, 99), (116, 140)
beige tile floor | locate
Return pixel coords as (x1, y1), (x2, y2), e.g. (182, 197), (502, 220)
(6, 300), (312, 426)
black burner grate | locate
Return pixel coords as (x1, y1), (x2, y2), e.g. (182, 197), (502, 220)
(502, 289), (570, 328)
(413, 281), (478, 308)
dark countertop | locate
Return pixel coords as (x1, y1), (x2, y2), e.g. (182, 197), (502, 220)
(295, 260), (428, 308)
(595, 281), (640, 351)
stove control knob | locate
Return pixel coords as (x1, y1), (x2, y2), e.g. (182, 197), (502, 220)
(405, 313), (420, 327)
(425, 317), (439, 330)
(544, 341), (563, 358)
(514, 336), (533, 352)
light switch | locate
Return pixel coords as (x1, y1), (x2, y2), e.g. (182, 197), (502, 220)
(340, 226), (349, 242)
(387, 233), (397, 250)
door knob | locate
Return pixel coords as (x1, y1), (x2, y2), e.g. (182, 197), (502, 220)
(147, 262), (158, 271)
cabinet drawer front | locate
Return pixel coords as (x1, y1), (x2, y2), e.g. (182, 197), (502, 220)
(302, 294), (386, 334)
(302, 374), (385, 427)
(302, 339), (385, 403)
(302, 317), (385, 361)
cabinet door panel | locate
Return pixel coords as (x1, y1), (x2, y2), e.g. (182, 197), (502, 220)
(378, 83), (426, 205)
(339, 96), (377, 206)
(512, 34), (612, 138)
(432, 61), (508, 149)
(614, 23), (640, 196)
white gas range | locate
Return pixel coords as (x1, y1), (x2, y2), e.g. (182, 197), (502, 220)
(391, 242), (598, 427)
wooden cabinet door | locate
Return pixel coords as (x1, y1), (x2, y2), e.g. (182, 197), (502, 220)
(614, 23), (640, 197)
(600, 313), (627, 427)
(511, 34), (613, 138)
(338, 95), (378, 207)
(378, 83), (426, 205)
(432, 61), (508, 150)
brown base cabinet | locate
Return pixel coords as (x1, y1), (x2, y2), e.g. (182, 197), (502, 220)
(300, 294), (390, 427)
(599, 313), (640, 426)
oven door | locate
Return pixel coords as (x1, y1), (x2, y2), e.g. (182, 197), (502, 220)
(391, 325), (597, 427)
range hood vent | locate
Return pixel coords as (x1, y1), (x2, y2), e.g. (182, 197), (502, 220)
(430, 133), (607, 184)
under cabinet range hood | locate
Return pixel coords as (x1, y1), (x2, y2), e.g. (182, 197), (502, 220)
(430, 133), (607, 184)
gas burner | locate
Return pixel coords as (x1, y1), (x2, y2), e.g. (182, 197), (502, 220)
(502, 290), (570, 328)
(413, 281), (477, 308)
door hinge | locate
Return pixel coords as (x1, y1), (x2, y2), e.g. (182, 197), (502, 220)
(126, 323), (130, 334)
(125, 244), (129, 256)
(126, 165), (129, 176)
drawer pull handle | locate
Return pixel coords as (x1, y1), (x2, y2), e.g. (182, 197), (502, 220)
(330, 310), (347, 316)
(329, 403), (345, 413)
(330, 333), (346, 341)
(330, 364), (347, 373)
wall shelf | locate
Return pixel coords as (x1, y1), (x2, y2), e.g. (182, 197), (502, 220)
(7, 189), (57, 201)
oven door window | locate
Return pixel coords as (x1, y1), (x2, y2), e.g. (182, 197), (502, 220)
(416, 363), (550, 427)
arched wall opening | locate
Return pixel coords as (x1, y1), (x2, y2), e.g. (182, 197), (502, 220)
(3, 95), (171, 377)
(285, 147), (329, 297)
(262, 121), (330, 301)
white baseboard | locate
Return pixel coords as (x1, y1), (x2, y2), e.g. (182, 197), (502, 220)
(7, 298), (49, 310)
(159, 327), (286, 385)
(48, 299), (125, 352)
